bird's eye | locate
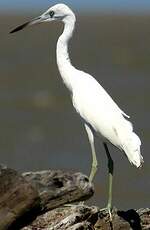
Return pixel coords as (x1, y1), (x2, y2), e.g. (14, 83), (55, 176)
(49, 11), (55, 18)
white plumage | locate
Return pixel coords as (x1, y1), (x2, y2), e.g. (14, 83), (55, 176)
(72, 71), (143, 167)
(11, 3), (144, 217)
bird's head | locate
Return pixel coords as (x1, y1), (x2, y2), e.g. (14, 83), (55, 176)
(10, 3), (75, 33)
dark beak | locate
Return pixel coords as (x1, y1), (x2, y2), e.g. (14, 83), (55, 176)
(10, 16), (44, 34)
(10, 21), (31, 33)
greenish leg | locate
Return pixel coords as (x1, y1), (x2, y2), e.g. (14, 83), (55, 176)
(89, 140), (98, 182)
(103, 142), (114, 220)
(84, 124), (98, 183)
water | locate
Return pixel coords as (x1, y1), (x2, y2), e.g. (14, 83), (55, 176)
(0, 13), (149, 209)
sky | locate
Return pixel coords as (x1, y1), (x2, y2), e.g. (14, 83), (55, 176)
(1, 0), (150, 12)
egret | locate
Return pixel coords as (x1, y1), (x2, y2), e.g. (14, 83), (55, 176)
(10, 3), (144, 217)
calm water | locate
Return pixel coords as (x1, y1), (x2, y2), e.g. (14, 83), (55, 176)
(0, 13), (149, 209)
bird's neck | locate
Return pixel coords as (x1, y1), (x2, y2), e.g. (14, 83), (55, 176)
(56, 15), (76, 91)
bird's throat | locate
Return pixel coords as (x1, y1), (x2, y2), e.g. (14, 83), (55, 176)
(56, 16), (76, 91)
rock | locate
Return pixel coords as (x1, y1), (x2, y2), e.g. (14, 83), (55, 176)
(95, 208), (150, 230)
(22, 207), (150, 230)
(0, 165), (39, 230)
(22, 205), (99, 230)
(22, 170), (94, 212)
(0, 166), (94, 229)
(1, 166), (148, 230)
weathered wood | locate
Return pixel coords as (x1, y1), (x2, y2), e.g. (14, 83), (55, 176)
(22, 205), (99, 230)
(0, 165), (39, 230)
(22, 206), (150, 230)
(0, 165), (149, 229)
(96, 208), (150, 230)
(0, 166), (94, 229)
(23, 170), (94, 212)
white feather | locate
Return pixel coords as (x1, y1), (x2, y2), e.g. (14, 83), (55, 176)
(72, 72), (143, 167)
(32, 3), (143, 168)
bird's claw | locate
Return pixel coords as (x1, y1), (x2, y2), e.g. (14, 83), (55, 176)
(99, 206), (113, 221)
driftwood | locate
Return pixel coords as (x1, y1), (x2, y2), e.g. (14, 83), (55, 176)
(22, 205), (99, 230)
(0, 165), (94, 229)
(22, 170), (94, 212)
(0, 164), (149, 230)
(0, 165), (39, 230)
(22, 206), (150, 230)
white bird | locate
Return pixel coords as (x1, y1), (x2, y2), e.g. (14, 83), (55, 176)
(10, 3), (144, 217)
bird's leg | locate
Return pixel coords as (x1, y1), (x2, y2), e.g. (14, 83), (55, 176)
(84, 124), (98, 183)
(103, 142), (114, 220)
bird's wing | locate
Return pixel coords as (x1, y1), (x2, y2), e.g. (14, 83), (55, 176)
(72, 72), (143, 167)
(72, 72), (129, 121)
(72, 72), (131, 144)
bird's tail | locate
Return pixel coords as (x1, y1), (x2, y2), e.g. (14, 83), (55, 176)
(119, 119), (144, 168)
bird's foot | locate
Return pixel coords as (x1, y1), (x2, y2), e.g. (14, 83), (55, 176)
(99, 205), (113, 221)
